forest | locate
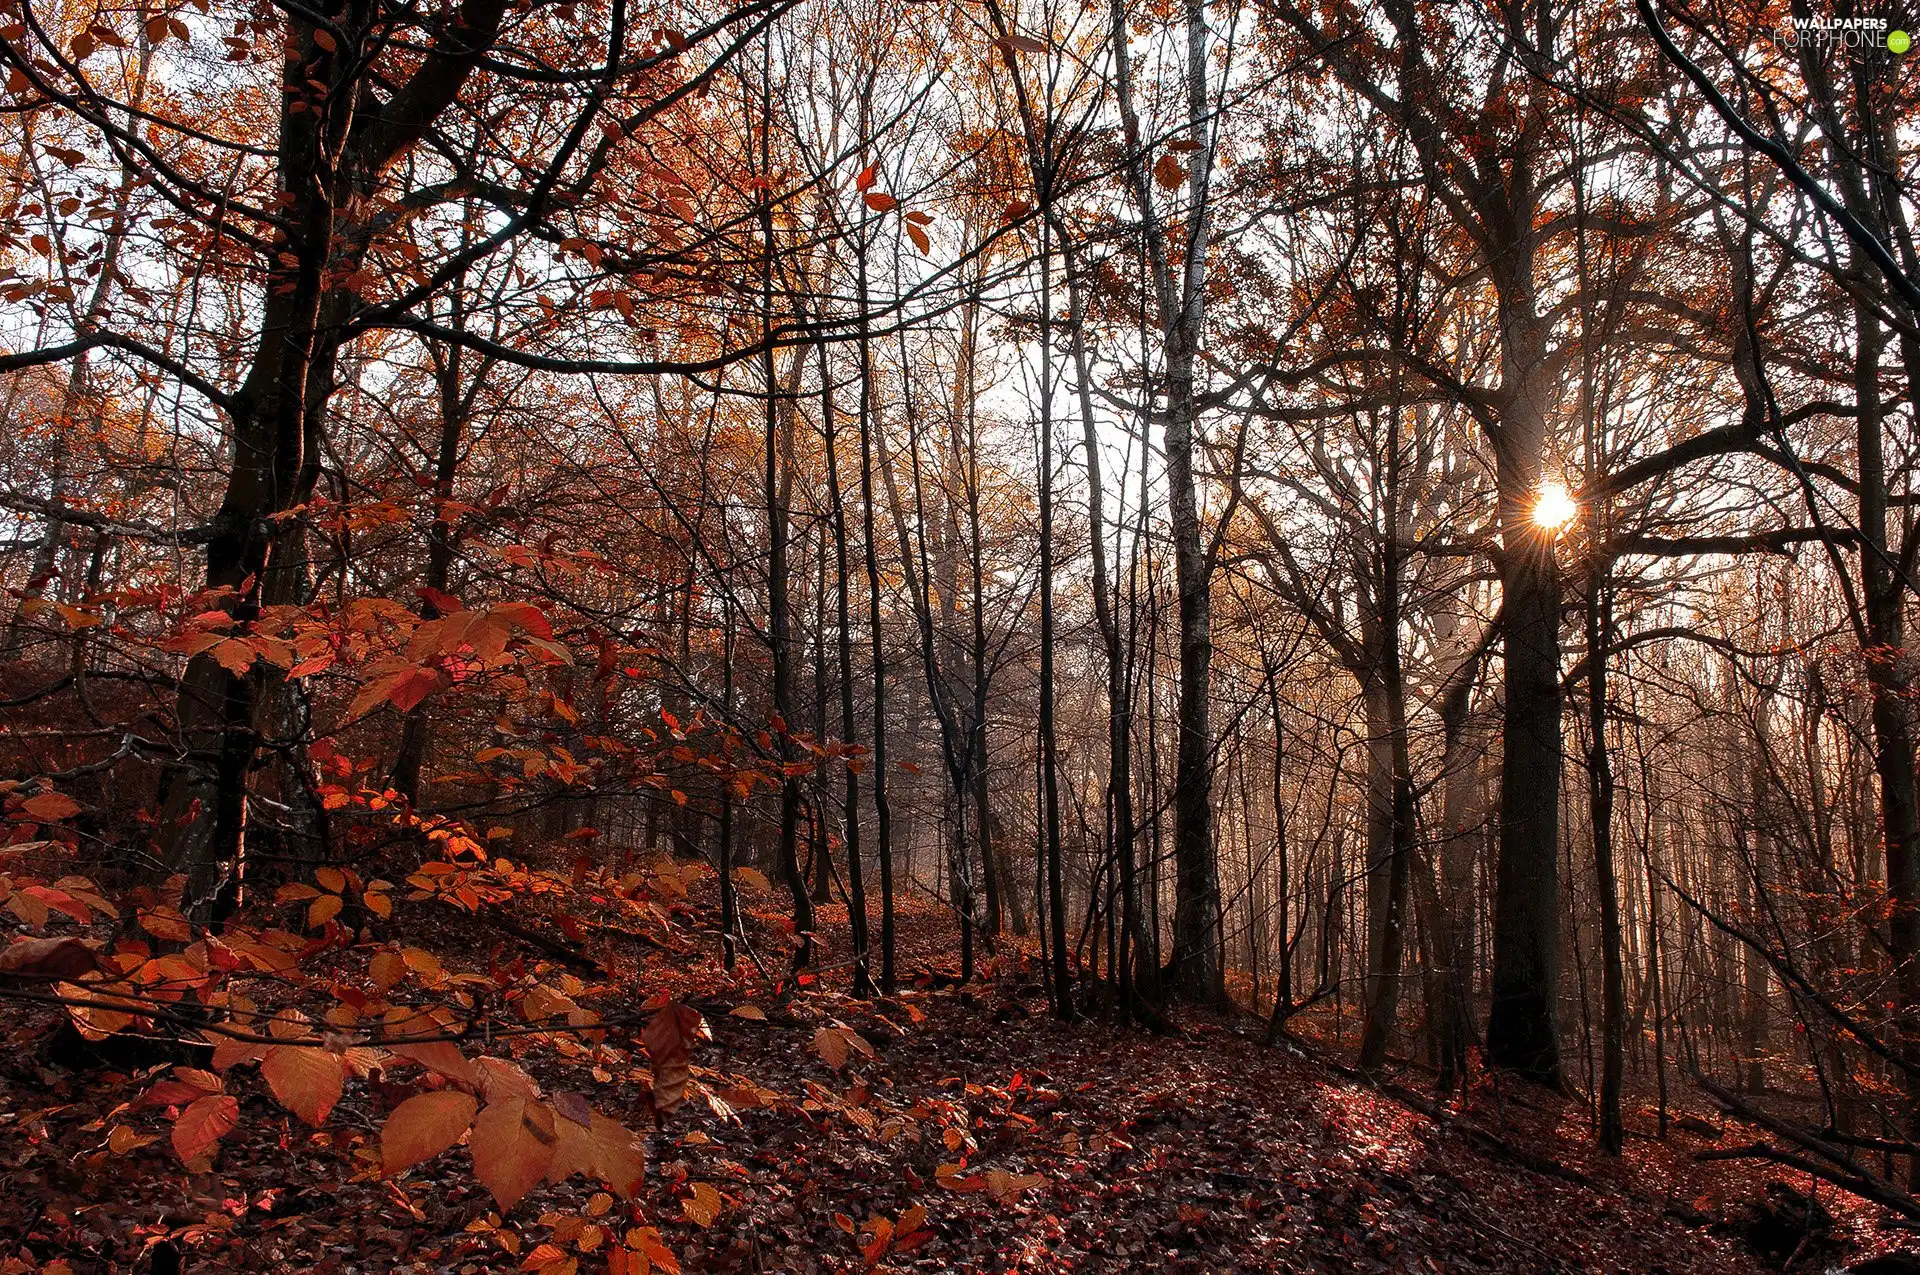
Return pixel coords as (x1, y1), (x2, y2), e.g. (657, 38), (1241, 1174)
(0, 0), (1918, 1268)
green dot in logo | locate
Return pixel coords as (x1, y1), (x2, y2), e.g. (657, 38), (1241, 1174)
(1890, 28), (1911, 52)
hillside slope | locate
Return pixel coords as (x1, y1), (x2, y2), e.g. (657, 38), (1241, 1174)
(0, 895), (1890, 1274)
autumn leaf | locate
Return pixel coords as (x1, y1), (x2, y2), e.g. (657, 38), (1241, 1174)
(473, 1054), (540, 1101)
(261, 1043), (347, 1125)
(863, 191), (897, 213)
(19, 792), (81, 821)
(894, 1204), (934, 1252)
(994, 33), (1047, 54)
(682, 1181), (724, 1227)
(471, 1097), (558, 1211)
(642, 1001), (707, 1111)
(382, 1089), (478, 1175)
(369, 949), (405, 990)
(584, 1110), (646, 1199)
(813, 1025), (874, 1069)
(209, 637), (257, 676)
(0, 936), (98, 979)
(984, 1169), (1047, 1202)
(906, 222), (931, 254)
(138, 905), (193, 942)
(391, 1038), (479, 1086)
(307, 892), (343, 929)
(544, 1105), (645, 1199)
(935, 1162), (984, 1192)
(613, 1226), (680, 1275)
(859, 1216), (894, 1266)
(171, 1093), (238, 1165)
(1153, 153), (1187, 189)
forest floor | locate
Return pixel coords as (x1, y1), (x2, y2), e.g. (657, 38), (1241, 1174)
(0, 889), (1912, 1274)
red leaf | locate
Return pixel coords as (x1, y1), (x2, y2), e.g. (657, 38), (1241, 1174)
(172, 1094), (238, 1164)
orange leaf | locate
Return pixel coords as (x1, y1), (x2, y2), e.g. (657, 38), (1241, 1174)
(138, 906), (193, 942)
(862, 191), (897, 213)
(369, 949), (405, 990)
(382, 1089), (477, 1175)
(209, 638), (257, 676)
(682, 1182), (723, 1227)
(20, 792), (81, 821)
(386, 666), (444, 712)
(307, 893), (344, 929)
(471, 1097), (558, 1212)
(260, 1043), (346, 1126)
(547, 1105), (645, 1199)
(391, 1038), (479, 1087)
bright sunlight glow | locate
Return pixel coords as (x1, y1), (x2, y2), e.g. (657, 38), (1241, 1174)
(1532, 480), (1577, 531)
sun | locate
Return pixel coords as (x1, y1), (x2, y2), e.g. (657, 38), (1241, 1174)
(1532, 479), (1577, 530)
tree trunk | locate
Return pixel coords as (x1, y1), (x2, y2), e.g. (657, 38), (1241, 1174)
(1486, 270), (1565, 1084)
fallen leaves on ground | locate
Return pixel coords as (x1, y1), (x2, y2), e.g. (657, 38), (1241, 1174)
(0, 892), (1891, 1273)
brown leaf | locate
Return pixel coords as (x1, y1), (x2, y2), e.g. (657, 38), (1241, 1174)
(0, 936), (98, 979)
(814, 1025), (875, 1069)
(642, 1002), (707, 1111)
(984, 1169), (1046, 1202)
